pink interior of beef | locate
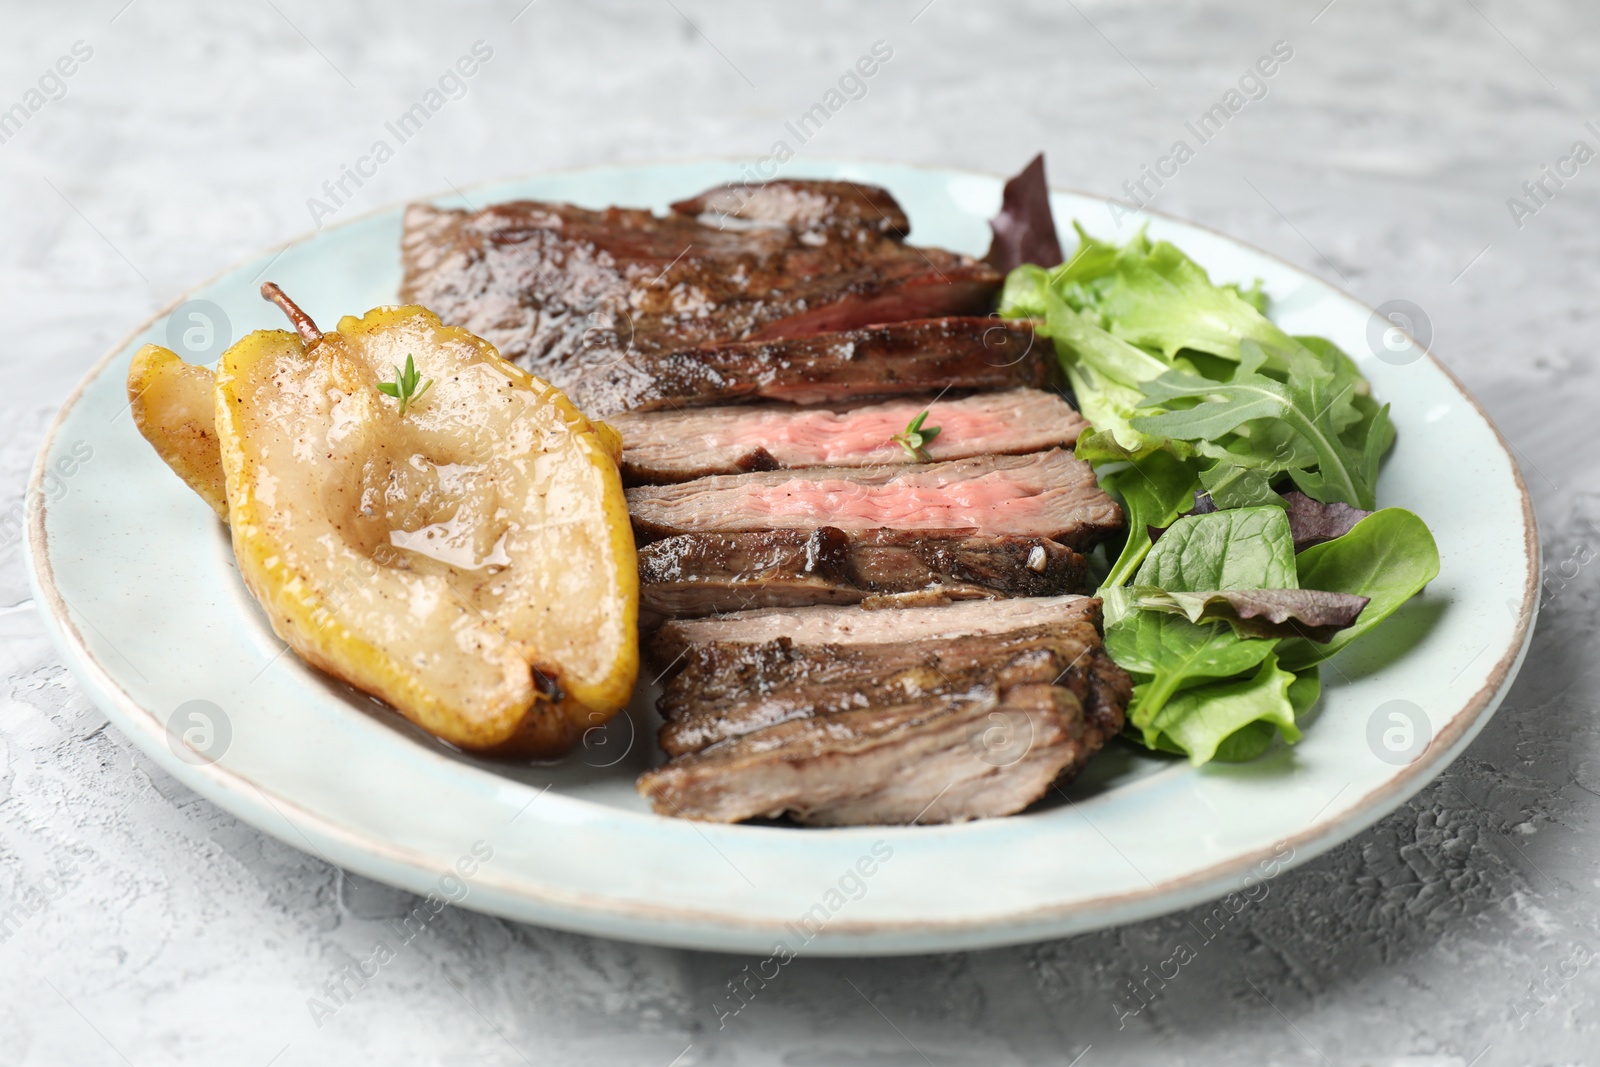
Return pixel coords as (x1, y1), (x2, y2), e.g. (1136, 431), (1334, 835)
(735, 470), (1048, 528)
(702, 401), (1015, 462)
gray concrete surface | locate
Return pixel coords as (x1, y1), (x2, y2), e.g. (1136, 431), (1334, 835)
(2, 1), (1597, 1063)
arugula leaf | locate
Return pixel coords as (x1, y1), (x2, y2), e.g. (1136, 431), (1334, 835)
(1199, 461), (1283, 509)
(1130, 341), (1377, 509)
(1139, 654), (1301, 765)
(1277, 509), (1440, 670)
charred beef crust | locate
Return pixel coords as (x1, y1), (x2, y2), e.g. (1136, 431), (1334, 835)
(398, 181), (1002, 394)
(637, 528), (1089, 622)
(568, 317), (1045, 416)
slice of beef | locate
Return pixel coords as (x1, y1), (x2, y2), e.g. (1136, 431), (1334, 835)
(650, 593), (1103, 665)
(626, 449), (1122, 549)
(609, 387), (1084, 484)
(657, 620), (1129, 757)
(638, 527), (1088, 623)
(567, 318), (1043, 416)
(399, 180), (1002, 394)
(636, 682), (1109, 825)
(671, 180), (910, 238)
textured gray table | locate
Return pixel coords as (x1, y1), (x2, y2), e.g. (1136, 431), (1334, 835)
(2, 1), (1596, 1063)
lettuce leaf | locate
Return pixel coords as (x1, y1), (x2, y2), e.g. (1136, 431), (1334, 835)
(1131, 587), (1370, 642)
(1277, 508), (1440, 670)
(988, 203), (1436, 766)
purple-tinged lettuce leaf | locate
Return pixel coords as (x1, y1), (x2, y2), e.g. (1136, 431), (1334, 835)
(1133, 586), (1370, 643)
(1282, 491), (1371, 551)
(985, 153), (1064, 271)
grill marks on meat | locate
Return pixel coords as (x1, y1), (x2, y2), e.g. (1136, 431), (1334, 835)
(398, 180), (1001, 395)
(610, 388), (1085, 484)
(638, 528), (1087, 622)
(627, 450), (1122, 548)
(636, 597), (1131, 824)
(568, 318), (1043, 417)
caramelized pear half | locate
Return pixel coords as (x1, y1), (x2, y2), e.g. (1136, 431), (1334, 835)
(127, 343), (228, 518)
(206, 292), (637, 756)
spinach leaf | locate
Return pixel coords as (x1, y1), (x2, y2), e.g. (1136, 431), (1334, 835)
(1108, 507), (1295, 726)
(1106, 611), (1277, 682)
(1098, 451), (1200, 596)
(1139, 655), (1301, 765)
(1277, 508), (1441, 670)
(1135, 506), (1298, 592)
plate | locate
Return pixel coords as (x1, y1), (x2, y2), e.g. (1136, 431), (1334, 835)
(26, 160), (1538, 955)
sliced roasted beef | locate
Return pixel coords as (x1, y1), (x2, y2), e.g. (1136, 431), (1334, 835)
(638, 684), (1101, 825)
(656, 619), (1129, 757)
(610, 387), (1084, 484)
(567, 318), (1042, 416)
(651, 593), (1104, 664)
(672, 180), (910, 238)
(638, 528), (1088, 623)
(626, 449), (1122, 549)
(399, 180), (1002, 394)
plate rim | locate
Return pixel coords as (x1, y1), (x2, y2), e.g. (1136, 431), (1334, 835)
(25, 157), (1542, 950)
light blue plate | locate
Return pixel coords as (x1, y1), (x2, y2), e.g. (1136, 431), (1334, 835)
(25, 160), (1538, 955)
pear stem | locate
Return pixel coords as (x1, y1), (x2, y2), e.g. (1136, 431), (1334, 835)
(260, 282), (321, 346)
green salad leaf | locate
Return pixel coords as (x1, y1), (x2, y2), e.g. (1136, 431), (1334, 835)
(1277, 508), (1441, 670)
(1135, 506), (1297, 591)
(1097, 451), (1199, 597)
(1130, 587), (1371, 642)
(1106, 508), (1300, 756)
(1035, 284), (1174, 459)
(1140, 655), (1301, 764)
(1069, 233), (1297, 363)
(996, 219), (1438, 766)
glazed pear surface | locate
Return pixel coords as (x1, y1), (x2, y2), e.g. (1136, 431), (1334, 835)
(131, 291), (638, 757)
(128, 343), (228, 519)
